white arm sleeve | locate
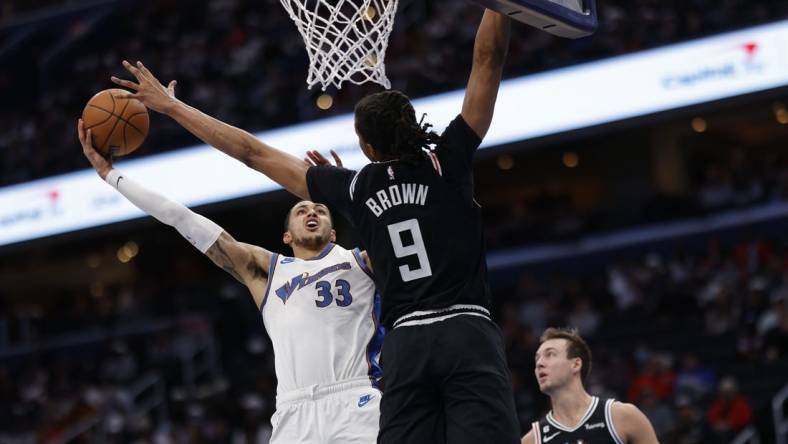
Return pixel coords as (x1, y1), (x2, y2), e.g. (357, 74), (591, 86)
(105, 169), (223, 253)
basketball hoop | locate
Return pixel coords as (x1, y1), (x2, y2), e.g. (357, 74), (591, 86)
(280, 0), (399, 90)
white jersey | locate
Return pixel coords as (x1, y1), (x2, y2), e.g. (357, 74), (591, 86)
(261, 243), (383, 396)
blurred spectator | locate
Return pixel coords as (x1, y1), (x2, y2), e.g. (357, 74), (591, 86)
(638, 388), (676, 438)
(516, 274), (562, 336)
(608, 265), (643, 311)
(673, 353), (715, 402)
(662, 395), (706, 444)
(762, 297), (788, 361)
(567, 297), (600, 336)
(705, 376), (754, 441)
(704, 289), (736, 335)
(627, 354), (675, 402)
(761, 280), (788, 336)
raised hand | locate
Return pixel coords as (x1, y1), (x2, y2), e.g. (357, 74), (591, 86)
(77, 119), (113, 179)
(304, 149), (344, 168)
(111, 60), (178, 114)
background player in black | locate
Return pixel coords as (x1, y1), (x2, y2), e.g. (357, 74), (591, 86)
(522, 328), (659, 444)
(111, 7), (516, 443)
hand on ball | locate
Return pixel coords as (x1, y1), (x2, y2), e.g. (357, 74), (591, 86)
(77, 118), (113, 180)
(111, 60), (178, 114)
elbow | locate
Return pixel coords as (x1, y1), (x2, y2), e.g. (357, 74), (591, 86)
(474, 44), (508, 69)
(474, 23), (510, 68)
(238, 138), (260, 169)
(211, 126), (260, 169)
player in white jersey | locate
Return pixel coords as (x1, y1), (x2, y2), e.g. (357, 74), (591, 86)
(78, 120), (383, 444)
(264, 227), (383, 443)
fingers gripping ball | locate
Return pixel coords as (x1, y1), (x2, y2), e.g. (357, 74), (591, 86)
(81, 89), (149, 157)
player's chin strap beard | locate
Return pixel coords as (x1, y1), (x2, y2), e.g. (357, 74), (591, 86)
(294, 234), (329, 250)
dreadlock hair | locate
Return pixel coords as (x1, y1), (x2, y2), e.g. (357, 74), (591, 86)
(354, 90), (442, 165)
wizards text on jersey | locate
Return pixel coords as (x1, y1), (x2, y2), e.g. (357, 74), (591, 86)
(275, 261), (352, 303)
(365, 183), (429, 217)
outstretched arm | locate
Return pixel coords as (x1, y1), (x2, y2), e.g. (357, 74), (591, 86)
(111, 61), (310, 200)
(461, 9), (510, 140)
(79, 120), (272, 307)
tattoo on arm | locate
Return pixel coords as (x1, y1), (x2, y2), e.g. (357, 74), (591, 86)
(206, 232), (270, 286)
(206, 233), (245, 284)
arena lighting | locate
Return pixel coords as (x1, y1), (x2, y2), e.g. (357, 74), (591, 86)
(1, 19), (788, 247)
(774, 102), (788, 124)
(316, 94), (334, 110)
(497, 155), (515, 171)
(562, 152), (579, 168)
(691, 117), (708, 133)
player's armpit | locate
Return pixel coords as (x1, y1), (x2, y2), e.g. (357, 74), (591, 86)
(611, 401), (660, 444)
(521, 430), (535, 444)
(461, 9), (510, 140)
(205, 232), (273, 307)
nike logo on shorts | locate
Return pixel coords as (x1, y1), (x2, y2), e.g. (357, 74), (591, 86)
(358, 394), (372, 407)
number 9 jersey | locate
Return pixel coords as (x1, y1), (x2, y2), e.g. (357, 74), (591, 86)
(307, 114), (492, 330)
(261, 243), (383, 395)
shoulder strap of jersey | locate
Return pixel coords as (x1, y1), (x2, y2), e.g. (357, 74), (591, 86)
(352, 248), (374, 279)
(259, 253), (280, 311)
(427, 151), (443, 176)
(603, 398), (625, 444)
(531, 420), (542, 444)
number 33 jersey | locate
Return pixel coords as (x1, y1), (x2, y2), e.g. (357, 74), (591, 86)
(307, 114), (492, 329)
(261, 243), (383, 395)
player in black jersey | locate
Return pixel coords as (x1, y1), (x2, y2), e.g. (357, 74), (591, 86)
(522, 328), (659, 444)
(306, 10), (518, 444)
(112, 6), (516, 443)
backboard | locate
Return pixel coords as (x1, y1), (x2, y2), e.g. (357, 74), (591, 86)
(470, 0), (598, 38)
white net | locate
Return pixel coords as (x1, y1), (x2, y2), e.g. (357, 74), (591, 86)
(280, 0), (399, 90)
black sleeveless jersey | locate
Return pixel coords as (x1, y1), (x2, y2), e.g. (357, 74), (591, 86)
(531, 397), (624, 444)
(306, 115), (491, 329)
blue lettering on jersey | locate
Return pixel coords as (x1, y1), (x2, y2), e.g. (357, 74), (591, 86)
(275, 262), (353, 304)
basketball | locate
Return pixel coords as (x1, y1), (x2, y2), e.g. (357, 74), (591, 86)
(81, 88), (149, 157)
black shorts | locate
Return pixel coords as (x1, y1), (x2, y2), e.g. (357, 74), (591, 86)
(378, 314), (521, 444)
